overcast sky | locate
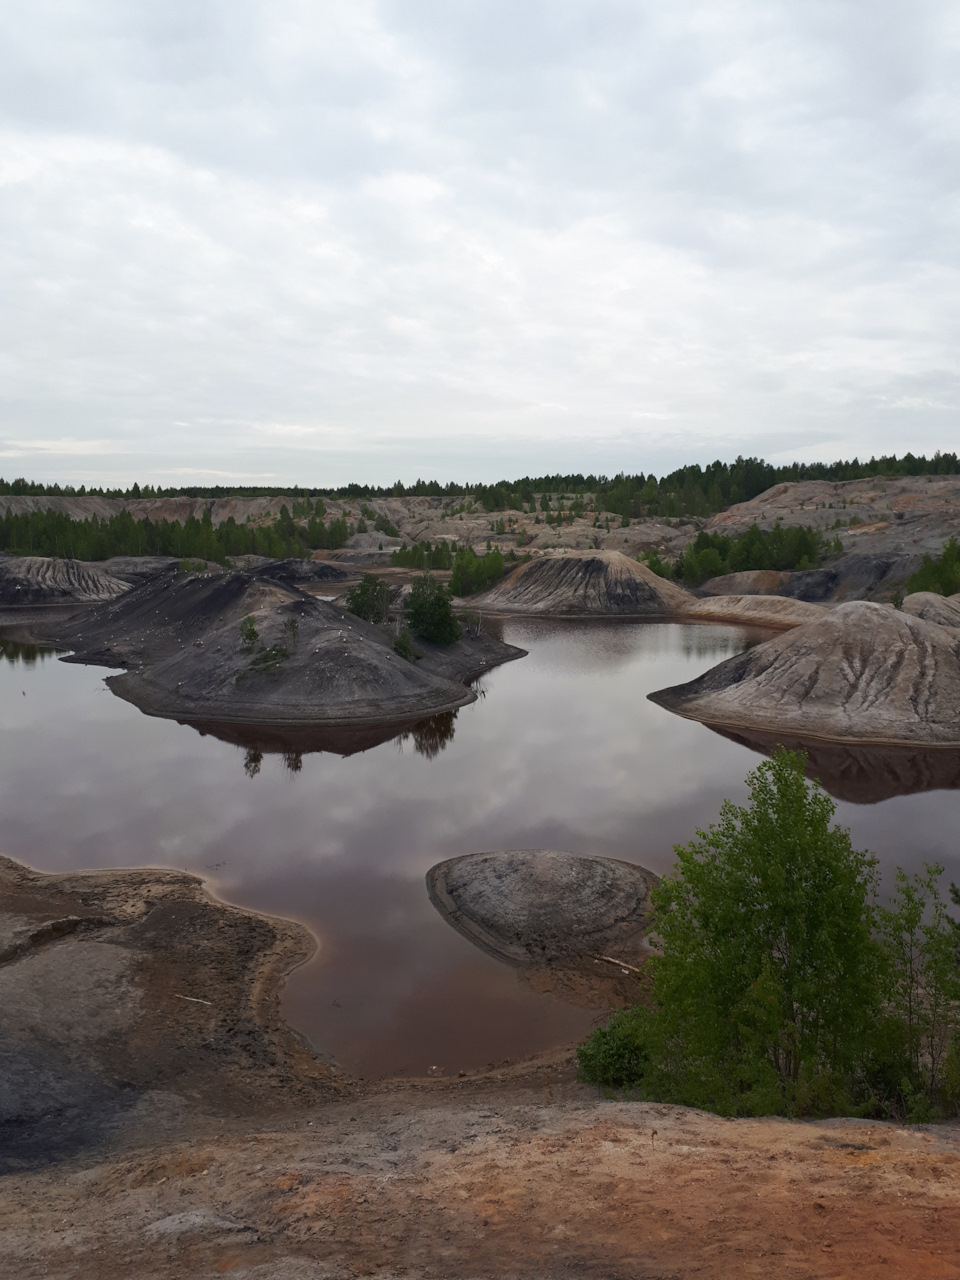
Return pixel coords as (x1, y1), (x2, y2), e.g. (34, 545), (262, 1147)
(1, 1), (958, 487)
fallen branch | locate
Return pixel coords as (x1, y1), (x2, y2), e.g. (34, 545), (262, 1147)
(588, 954), (645, 975)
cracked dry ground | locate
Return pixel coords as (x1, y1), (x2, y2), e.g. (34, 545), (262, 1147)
(4, 1064), (960, 1280)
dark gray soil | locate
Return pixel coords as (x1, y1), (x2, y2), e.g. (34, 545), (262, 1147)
(35, 567), (525, 728)
(0, 856), (342, 1174)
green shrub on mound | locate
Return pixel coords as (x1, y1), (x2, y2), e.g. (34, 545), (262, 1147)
(404, 574), (462, 645)
(578, 750), (960, 1120)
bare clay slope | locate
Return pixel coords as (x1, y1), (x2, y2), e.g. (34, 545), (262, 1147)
(0, 554), (132, 608)
(902, 591), (960, 629)
(649, 600), (960, 745)
(470, 550), (694, 616)
(47, 568), (524, 727)
(685, 594), (828, 629)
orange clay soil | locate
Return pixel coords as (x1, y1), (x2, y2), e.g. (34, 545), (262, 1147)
(4, 1054), (960, 1280)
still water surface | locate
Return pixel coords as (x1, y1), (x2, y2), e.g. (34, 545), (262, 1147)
(2, 620), (960, 1078)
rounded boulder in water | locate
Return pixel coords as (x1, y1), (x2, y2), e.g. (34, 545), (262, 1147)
(426, 849), (658, 967)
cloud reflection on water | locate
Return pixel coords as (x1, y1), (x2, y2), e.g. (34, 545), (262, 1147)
(2, 618), (960, 1076)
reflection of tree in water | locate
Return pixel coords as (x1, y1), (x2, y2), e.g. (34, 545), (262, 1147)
(234, 711), (456, 777)
(398, 710), (458, 760)
(0, 637), (62, 665)
(242, 746), (301, 776)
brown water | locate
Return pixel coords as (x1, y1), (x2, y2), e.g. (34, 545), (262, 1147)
(3, 621), (960, 1079)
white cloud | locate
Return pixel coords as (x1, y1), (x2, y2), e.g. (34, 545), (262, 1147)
(0, 0), (958, 485)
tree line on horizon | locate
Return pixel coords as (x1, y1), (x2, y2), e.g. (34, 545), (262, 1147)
(0, 504), (351, 563)
(2, 448), (958, 522)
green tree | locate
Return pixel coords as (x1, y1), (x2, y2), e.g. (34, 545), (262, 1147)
(239, 615), (259, 650)
(877, 866), (960, 1117)
(404, 574), (462, 644)
(907, 537), (960, 596)
(579, 751), (886, 1116)
(345, 573), (391, 624)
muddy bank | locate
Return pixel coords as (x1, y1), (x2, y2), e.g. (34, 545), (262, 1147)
(428, 850), (658, 1013)
(0, 855), (342, 1173)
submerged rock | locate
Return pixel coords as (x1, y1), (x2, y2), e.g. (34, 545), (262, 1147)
(426, 850), (658, 967)
(649, 600), (960, 745)
(469, 550), (694, 616)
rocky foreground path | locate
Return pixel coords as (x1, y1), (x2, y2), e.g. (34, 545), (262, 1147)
(3, 1068), (959, 1279)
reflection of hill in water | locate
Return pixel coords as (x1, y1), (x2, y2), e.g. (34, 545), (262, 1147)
(181, 709), (458, 775)
(0, 637), (64, 665)
(710, 725), (960, 804)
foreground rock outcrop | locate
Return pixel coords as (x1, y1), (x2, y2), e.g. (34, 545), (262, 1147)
(649, 601), (960, 745)
(469, 551), (694, 616)
(43, 567), (524, 728)
(0, 855), (338, 1171)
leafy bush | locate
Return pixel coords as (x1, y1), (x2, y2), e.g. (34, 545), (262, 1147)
(578, 750), (960, 1119)
(345, 573), (391, 625)
(248, 642), (288, 673)
(374, 512), (400, 538)
(448, 546), (505, 596)
(239, 615), (259, 650)
(404, 574), (462, 644)
(393, 628), (422, 661)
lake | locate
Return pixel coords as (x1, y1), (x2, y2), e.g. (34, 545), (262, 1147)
(3, 619), (960, 1079)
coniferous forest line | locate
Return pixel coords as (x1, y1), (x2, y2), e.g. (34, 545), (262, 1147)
(2, 448), (958, 520)
(2, 448), (958, 568)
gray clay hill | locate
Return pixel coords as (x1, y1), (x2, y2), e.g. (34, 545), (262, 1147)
(650, 600), (960, 745)
(901, 591), (960, 630)
(469, 550), (693, 616)
(684, 594), (828, 629)
(426, 850), (658, 967)
(44, 567), (524, 727)
(0, 554), (133, 609)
